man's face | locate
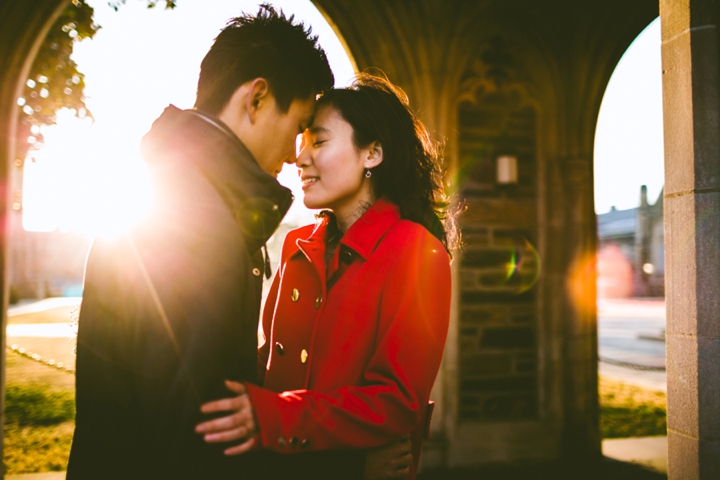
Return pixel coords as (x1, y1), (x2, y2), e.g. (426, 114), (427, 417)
(253, 94), (316, 177)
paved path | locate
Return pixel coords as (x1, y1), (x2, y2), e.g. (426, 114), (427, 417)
(8, 298), (81, 317)
(603, 436), (667, 474)
(598, 299), (666, 392)
(6, 474), (65, 480)
(6, 323), (76, 337)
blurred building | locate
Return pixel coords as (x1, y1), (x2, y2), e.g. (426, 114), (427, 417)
(7, 157), (91, 300)
(597, 185), (664, 298)
(7, 208), (91, 301)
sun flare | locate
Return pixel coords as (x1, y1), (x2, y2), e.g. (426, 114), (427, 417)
(21, 109), (153, 237)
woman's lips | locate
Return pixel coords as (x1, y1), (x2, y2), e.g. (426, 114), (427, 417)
(301, 177), (319, 190)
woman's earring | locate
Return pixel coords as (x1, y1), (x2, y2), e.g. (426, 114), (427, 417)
(365, 169), (372, 178)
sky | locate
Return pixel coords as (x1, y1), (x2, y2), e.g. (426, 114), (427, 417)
(594, 18), (664, 214)
(21, 1), (662, 232)
(23, 0), (354, 233)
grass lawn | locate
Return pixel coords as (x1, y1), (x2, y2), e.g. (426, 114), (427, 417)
(599, 377), (667, 438)
(5, 306), (77, 474)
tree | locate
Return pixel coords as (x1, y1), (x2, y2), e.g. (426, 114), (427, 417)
(16, 0), (176, 165)
(16, 0), (97, 166)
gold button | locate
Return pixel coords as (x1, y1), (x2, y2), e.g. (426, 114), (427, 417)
(291, 288), (300, 302)
(300, 349), (308, 364)
(252, 268), (261, 277)
(315, 296), (322, 308)
(301, 439), (311, 449)
(278, 435), (287, 447)
(289, 436), (299, 447)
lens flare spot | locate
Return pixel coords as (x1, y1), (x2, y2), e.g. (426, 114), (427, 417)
(235, 197), (282, 239)
(567, 252), (597, 315)
(466, 238), (541, 294)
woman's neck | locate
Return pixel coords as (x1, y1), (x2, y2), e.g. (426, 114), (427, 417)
(335, 197), (375, 233)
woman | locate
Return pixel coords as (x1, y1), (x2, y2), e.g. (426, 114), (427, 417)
(196, 73), (459, 479)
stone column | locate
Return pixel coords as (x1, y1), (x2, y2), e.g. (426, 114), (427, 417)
(660, 0), (720, 477)
(0, 1), (68, 477)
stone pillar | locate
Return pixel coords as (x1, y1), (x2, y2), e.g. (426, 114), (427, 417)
(660, 0), (720, 477)
(0, 1), (68, 476)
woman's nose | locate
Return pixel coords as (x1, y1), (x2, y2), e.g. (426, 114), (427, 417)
(295, 145), (311, 168)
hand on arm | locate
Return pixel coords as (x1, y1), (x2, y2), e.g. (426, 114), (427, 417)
(196, 380), (258, 455)
(364, 436), (412, 480)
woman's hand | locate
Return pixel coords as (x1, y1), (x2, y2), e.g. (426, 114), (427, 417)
(364, 436), (412, 480)
(195, 380), (258, 455)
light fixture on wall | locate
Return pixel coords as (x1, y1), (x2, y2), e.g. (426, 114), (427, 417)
(496, 155), (518, 184)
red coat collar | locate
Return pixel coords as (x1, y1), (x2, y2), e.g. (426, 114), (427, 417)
(292, 197), (401, 261)
(338, 197), (400, 260)
(288, 197), (400, 264)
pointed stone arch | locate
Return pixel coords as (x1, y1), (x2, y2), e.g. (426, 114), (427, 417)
(313, 0), (658, 468)
(12, 1), (720, 476)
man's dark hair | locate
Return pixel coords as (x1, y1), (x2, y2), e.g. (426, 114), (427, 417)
(195, 4), (334, 115)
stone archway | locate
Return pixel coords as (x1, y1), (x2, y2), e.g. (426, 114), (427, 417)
(0, 0), (657, 470)
(1, 0), (719, 477)
(311, 0), (666, 470)
(0, 0), (70, 472)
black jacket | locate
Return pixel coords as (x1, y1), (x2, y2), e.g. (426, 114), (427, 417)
(67, 106), (293, 480)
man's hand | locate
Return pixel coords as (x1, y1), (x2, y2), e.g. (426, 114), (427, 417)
(195, 380), (258, 455)
(364, 436), (412, 480)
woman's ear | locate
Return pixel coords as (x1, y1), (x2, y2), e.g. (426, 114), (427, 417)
(364, 141), (384, 169)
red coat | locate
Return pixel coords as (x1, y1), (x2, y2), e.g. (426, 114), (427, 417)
(245, 198), (451, 477)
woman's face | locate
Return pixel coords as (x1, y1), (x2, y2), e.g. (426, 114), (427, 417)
(296, 106), (378, 216)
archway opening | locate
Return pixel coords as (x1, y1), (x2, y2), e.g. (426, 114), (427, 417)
(4, 0), (355, 474)
(592, 17), (667, 470)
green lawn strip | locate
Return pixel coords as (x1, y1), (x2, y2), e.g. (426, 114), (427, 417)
(3, 383), (75, 474)
(5, 323), (77, 474)
(599, 377), (666, 438)
(4, 421), (75, 474)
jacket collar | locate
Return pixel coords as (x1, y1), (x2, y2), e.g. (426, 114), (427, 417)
(338, 197), (400, 260)
(140, 105), (293, 254)
(294, 197), (401, 261)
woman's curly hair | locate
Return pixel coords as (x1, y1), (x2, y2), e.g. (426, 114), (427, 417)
(316, 72), (460, 252)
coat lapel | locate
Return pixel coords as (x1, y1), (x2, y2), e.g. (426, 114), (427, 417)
(295, 215), (330, 297)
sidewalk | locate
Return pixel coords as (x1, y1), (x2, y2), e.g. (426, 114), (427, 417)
(6, 474), (65, 480)
(603, 436), (667, 474)
(4, 440), (668, 480)
(8, 298), (81, 318)
(598, 297), (666, 392)
(418, 456), (666, 479)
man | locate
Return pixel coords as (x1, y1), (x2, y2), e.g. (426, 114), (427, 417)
(67, 6), (331, 479)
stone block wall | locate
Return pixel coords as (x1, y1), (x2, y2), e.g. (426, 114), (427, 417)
(456, 99), (539, 422)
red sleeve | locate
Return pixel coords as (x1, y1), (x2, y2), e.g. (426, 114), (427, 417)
(247, 231), (451, 452)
